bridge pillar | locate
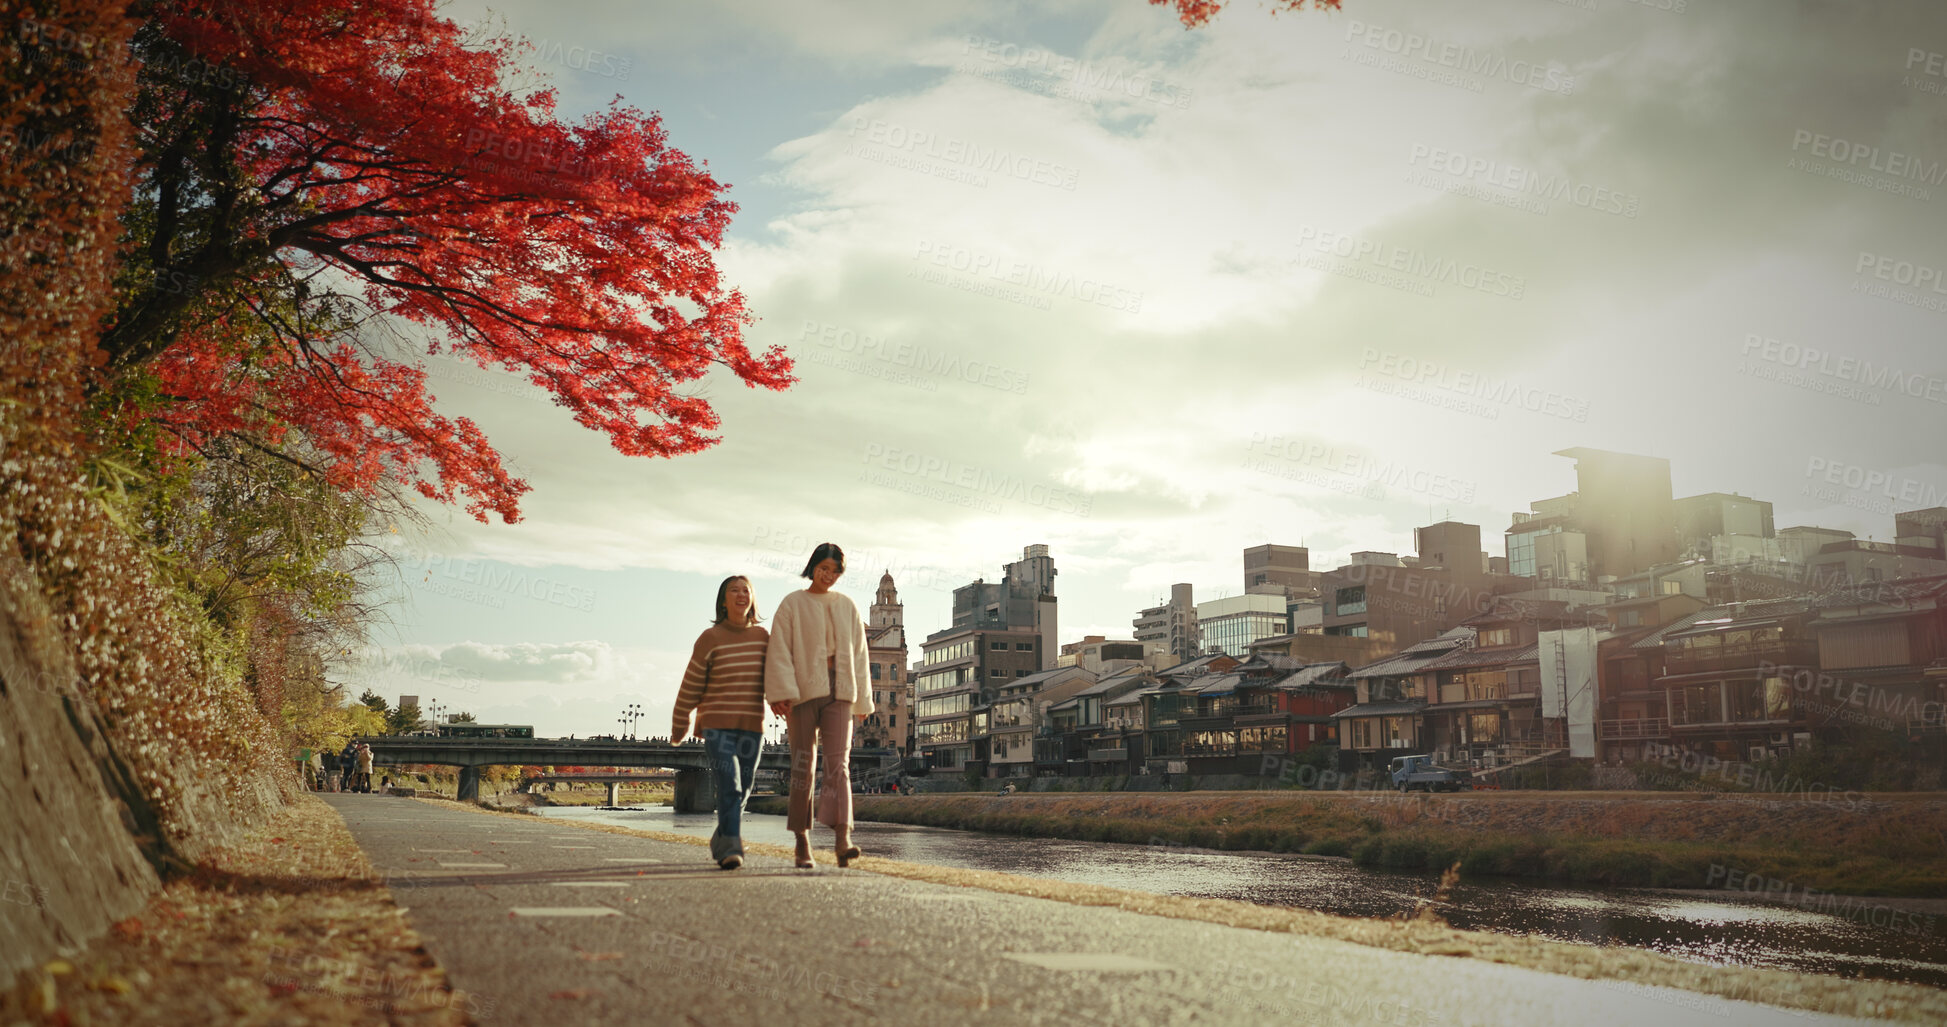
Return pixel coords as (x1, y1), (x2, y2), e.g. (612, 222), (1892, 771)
(673, 767), (716, 813)
(605, 781), (621, 806)
(457, 765), (481, 801)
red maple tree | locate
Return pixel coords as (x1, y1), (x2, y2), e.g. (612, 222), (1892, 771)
(101, 0), (793, 523)
(1150, 0), (1342, 28)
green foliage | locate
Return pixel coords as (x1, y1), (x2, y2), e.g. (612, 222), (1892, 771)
(1500, 759), (1594, 791)
(385, 703), (421, 736)
(359, 690), (389, 717)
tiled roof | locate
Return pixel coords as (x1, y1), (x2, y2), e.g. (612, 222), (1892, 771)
(1329, 701), (1427, 719)
(1197, 673), (1243, 695)
(1421, 643), (1539, 671)
(1812, 574), (1947, 609)
(1628, 608), (1716, 650)
(1281, 661), (1352, 687)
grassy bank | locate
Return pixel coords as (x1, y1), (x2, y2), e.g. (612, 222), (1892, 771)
(753, 791), (1947, 897)
(530, 785), (673, 807)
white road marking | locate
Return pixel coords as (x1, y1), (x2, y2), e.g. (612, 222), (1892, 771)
(510, 907), (620, 917)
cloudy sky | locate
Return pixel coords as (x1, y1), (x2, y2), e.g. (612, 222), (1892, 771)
(342, 0), (1947, 739)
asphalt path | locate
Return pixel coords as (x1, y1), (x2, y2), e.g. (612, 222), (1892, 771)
(323, 794), (1870, 1027)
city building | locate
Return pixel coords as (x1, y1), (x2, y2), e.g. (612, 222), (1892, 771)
(1654, 597), (1820, 761)
(1413, 521), (1487, 579)
(1195, 592), (1291, 656)
(1056, 636), (1153, 673)
(916, 545), (1061, 771)
(1809, 574), (1947, 744)
(951, 544), (1058, 669)
(1139, 652), (1239, 773)
(1331, 628), (1473, 771)
(1895, 508), (1947, 555)
(1134, 582), (1199, 664)
(1804, 539), (1947, 588)
(1507, 448), (1679, 584)
(1412, 599), (1601, 768)
(987, 666), (1096, 779)
(1674, 491), (1776, 561)
(857, 572), (913, 756)
(1244, 544), (1316, 595)
(1165, 655), (1352, 774)
(1596, 605), (1711, 764)
(1044, 666), (1158, 775)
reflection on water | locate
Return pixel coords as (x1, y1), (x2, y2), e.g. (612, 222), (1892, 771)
(536, 804), (1947, 988)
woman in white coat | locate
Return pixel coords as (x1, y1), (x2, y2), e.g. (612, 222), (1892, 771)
(765, 542), (874, 868)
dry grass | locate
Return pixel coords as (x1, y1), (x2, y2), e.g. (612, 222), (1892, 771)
(1, 796), (480, 1026)
(801, 791), (1947, 895)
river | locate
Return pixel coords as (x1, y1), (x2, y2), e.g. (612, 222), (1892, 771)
(532, 802), (1947, 989)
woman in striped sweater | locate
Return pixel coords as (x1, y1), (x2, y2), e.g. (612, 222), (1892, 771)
(671, 575), (770, 870)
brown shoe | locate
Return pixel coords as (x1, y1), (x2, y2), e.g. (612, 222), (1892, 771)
(834, 827), (861, 868)
(718, 854), (743, 871)
(793, 835), (814, 869)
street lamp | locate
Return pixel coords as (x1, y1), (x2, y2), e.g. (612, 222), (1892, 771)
(623, 702), (642, 741)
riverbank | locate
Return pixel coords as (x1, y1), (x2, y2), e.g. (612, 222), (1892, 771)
(528, 786), (674, 808)
(754, 791), (1947, 897)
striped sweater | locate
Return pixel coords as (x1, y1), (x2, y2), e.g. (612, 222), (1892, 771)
(672, 624), (770, 735)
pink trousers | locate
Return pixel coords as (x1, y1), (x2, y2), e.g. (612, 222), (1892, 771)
(786, 695), (854, 832)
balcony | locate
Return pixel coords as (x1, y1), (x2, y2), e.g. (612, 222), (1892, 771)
(1664, 638), (1817, 675)
(1598, 717), (1670, 740)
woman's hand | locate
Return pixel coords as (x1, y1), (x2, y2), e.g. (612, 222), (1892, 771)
(769, 700), (792, 717)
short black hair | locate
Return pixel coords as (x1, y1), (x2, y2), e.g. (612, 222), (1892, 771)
(800, 542), (846, 579)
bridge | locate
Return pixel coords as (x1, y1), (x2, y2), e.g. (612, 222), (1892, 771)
(359, 738), (903, 810)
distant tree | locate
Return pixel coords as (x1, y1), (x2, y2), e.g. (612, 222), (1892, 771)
(385, 702), (422, 735)
(449, 711), (478, 724)
(358, 689), (389, 718)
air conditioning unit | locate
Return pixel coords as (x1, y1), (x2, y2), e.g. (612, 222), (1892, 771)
(1769, 732), (1790, 746)
(1748, 746), (1766, 763)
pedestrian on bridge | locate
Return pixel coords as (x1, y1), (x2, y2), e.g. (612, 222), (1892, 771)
(766, 543), (874, 869)
(672, 575), (771, 870)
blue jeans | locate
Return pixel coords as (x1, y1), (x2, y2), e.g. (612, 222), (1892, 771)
(704, 728), (761, 861)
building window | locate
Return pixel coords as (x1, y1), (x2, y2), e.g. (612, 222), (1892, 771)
(1478, 628), (1513, 648)
(989, 668), (1005, 678)
(989, 641), (1007, 651)
(1335, 586), (1367, 616)
(1671, 682), (1724, 726)
(871, 662), (882, 680)
(1468, 712), (1502, 743)
(1016, 670), (1029, 677)
(1015, 642), (1033, 651)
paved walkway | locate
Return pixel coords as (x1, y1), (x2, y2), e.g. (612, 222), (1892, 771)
(322, 795), (1867, 1026)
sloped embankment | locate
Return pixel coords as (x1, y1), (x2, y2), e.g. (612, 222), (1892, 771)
(801, 791), (1947, 896)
